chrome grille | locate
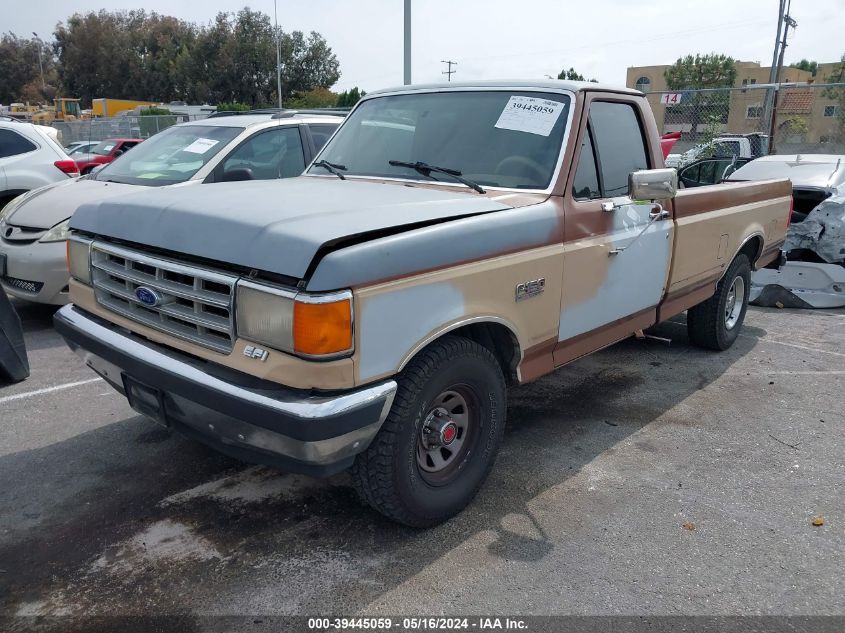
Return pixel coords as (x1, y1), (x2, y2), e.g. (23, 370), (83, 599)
(91, 242), (237, 353)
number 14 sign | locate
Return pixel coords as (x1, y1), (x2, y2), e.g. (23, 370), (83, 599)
(660, 93), (683, 105)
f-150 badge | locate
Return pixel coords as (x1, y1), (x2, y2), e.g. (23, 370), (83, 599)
(515, 278), (545, 302)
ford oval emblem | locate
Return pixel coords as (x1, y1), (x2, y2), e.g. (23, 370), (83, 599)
(135, 286), (161, 307)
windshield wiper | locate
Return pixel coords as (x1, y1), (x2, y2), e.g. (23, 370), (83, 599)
(388, 160), (485, 194)
(312, 160), (347, 180)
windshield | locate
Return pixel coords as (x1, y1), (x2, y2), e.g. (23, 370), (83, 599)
(95, 125), (242, 186)
(309, 90), (571, 190)
(91, 141), (118, 156)
(69, 143), (94, 155)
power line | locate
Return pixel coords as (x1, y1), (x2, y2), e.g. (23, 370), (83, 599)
(441, 60), (457, 82)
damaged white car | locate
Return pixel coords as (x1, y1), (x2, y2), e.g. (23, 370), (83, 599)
(727, 155), (845, 309)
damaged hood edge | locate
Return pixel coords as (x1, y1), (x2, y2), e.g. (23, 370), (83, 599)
(69, 177), (518, 280)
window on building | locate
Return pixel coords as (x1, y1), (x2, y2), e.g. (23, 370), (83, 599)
(823, 105), (841, 117)
(746, 105), (764, 119)
(634, 76), (651, 93)
(741, 78), (758, 93)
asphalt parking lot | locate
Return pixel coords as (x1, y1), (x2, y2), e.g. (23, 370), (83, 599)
(1, 299), (843, 630)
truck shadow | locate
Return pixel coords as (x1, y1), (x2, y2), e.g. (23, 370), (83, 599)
(0, 314), (768, 625)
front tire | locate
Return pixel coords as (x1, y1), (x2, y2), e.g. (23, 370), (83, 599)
(687, 253), (751, 350)
(352, 335), (506, 527)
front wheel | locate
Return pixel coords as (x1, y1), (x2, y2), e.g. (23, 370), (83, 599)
(687, 253), (751, 350)
(352, 335), (506, 527)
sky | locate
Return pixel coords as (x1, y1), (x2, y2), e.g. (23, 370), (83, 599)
(9, 0), (845, 93)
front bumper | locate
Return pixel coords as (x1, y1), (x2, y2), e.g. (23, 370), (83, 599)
(0, 238), (70, 305)
(54, 305), (397, 477)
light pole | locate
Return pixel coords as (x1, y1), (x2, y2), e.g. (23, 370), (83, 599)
(32, 32), (46, 92)
(404, 0), (411, 85)
(274, 0), (283, 109)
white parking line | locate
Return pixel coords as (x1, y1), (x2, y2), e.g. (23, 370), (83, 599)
(0, 378), (102, 406)
(747, 336), (845, 357)
(727, 370), (845, 375)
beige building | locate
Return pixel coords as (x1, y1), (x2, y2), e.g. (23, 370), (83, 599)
(626, 61), (843, 145)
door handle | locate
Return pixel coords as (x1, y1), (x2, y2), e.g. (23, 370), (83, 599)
(649, 208), (670, 220)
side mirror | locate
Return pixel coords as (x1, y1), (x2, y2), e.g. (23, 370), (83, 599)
(628, 168), (678, 200)
(219, 167), (255, 182)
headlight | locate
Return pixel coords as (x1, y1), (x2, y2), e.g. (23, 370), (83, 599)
(236, 280), (353, 358)
(66, 236), (92, 284)
(39, 218), (71, 243)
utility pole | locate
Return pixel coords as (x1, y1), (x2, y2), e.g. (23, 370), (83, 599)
(32, 32), (45, 92)
(441, 60), (457, 82)
(774, 11), (797, 84)
(404, 0), (411, 85)
(764, 0), (788, 153)
(769, 4), (797, 155)
(768, 0), (786, 84)
(274, 0), (283, 109)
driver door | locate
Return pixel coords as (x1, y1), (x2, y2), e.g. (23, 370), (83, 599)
(555, 98), (674, 365)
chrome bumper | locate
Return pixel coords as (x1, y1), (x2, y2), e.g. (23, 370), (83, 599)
(54, 305), (396, 477)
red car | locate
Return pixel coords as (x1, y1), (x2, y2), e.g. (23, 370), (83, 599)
(74, 138), (143, 174)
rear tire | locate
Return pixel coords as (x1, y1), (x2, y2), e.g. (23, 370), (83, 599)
(687, 253), (751, 351)
(351, 335), (506, 527)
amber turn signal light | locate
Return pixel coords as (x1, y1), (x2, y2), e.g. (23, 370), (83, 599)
(293, 299), (353, 356)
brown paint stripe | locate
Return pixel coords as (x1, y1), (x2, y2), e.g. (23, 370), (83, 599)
(673, 179), (793, 218)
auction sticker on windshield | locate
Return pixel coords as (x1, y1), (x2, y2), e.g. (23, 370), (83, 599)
(183, 138), (220, 154)
(494, 96), (564, 136)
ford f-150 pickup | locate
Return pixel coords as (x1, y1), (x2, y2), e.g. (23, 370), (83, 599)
(55, 80), (792, 526)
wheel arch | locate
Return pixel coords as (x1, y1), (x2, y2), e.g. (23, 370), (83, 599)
(397, 316), (523, 384)
(720, 231), (764, 281)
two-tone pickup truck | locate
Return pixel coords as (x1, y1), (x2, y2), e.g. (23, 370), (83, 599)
(55, 80), (792, 526)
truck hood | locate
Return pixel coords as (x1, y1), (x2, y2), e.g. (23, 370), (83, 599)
(70, 177), (517, 279)
(6, 178), (138, 230)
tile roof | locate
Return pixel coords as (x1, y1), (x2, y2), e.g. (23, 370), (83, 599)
(778, 88), (815, 114)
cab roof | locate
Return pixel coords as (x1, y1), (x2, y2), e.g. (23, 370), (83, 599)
(366, 79), (642, 97)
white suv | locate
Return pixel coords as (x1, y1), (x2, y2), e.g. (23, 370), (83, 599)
(0, 111), (342, 304)
(0, 117), (79, 209)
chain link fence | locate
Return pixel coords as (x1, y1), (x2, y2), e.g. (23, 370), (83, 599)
(644, 83), (845, 165)
(52, 113), (212, 145)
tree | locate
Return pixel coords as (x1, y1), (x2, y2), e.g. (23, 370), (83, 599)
(0, 33), (56, 103)
(822, 54), (845, 142)
(336, 87), (366, 107)
(286, 87), (338, 109)
(664, 53), (737, 139)
(790, 59), (818, 76)
(51, 9), (340, 107)
(557, 67), (597, 83)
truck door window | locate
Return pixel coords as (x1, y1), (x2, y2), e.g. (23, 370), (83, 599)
(571, 127), (601, 200)
(589, 102), (649, 197)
